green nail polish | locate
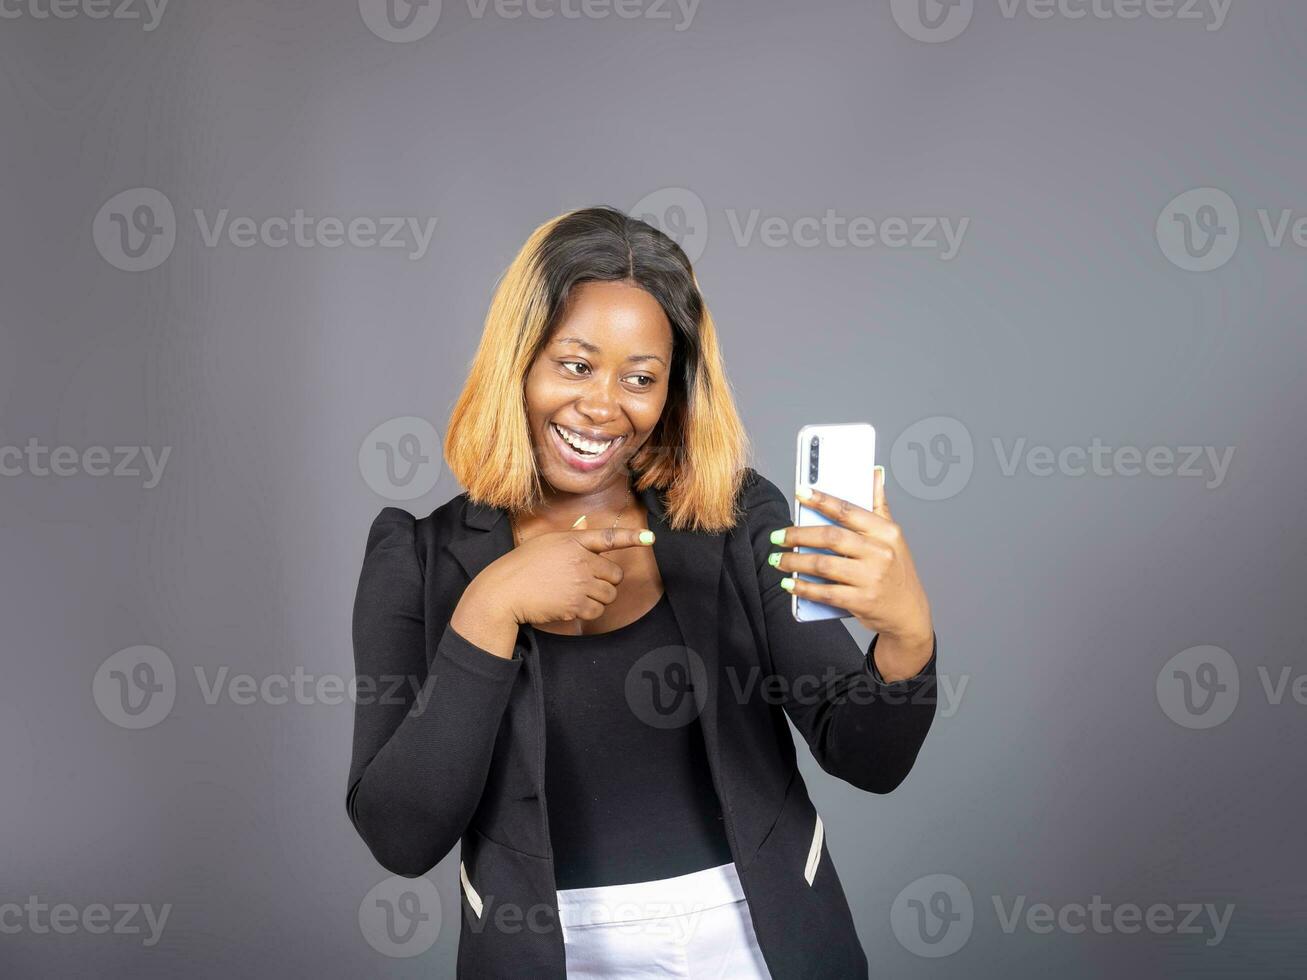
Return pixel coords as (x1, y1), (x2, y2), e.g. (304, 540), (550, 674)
(767, 552), (781, 567)
(770, 529), (786, 546)
(639, 530), (655, 545)
(780, 577), (795, 592)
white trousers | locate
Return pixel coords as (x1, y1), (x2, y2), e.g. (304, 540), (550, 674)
(556, 862), (773, 979)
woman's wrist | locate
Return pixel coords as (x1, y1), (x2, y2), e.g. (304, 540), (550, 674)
(872, 628), (934, 683)
(450, 585), (520, 660)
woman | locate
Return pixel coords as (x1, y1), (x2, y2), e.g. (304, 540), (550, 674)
(347, 206), (938, 978)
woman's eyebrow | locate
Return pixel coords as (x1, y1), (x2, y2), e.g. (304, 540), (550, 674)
(553, 337), (667, 367)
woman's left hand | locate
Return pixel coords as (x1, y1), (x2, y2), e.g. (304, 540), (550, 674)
(769, 466), (934, 681)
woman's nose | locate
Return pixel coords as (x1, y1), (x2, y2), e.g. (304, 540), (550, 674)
(574, 378), (620, 423)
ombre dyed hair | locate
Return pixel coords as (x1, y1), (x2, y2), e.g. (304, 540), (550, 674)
(444, 206), (751, 533)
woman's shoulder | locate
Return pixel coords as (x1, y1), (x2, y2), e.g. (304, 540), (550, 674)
(732, 466), (790, 532)
(736, 466), (787, 510)
(365, 490), (471, 531)
(361, 492), (473, 563)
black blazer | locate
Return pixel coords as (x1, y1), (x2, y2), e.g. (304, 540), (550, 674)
(347, 466), (939, 978)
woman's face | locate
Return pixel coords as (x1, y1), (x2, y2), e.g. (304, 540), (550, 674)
(524, 279), (674, 496)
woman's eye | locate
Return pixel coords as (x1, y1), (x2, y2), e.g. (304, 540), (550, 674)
(560, 362), (654, 388)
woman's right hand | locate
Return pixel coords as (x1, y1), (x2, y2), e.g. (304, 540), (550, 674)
(465, 526), (655, 628)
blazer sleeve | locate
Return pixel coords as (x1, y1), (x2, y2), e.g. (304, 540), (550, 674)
(744, 470), (938, 794)
(346, 507), (523, 876)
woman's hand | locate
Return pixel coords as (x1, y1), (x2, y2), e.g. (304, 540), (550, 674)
(768, 466), (934, 682)
(471, 525), (655, 628)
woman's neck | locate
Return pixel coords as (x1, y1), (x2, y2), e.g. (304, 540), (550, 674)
(525, 479), (635, 530)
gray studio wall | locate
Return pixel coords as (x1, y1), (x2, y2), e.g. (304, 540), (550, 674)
(2, 0), (1304, 976)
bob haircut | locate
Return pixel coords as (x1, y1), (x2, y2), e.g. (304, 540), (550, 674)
(444, 205), (751, 533)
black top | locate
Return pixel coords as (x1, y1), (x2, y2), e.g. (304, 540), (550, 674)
(536, 592), (734, 890)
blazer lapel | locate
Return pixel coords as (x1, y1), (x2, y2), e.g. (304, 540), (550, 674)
(448, 496), (514, 584)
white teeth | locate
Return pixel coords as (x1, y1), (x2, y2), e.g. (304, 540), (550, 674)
(554, 424), (613, 455)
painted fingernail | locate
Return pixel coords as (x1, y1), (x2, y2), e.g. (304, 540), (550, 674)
(639, 530), (655, 544)
(770, 529), (786, 546)
(795, 486), (814, 501)
(767, 552), (782, 567)
(780, 577), (795, 592)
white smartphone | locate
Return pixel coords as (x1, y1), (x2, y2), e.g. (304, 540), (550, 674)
(792, 422), (877, 622)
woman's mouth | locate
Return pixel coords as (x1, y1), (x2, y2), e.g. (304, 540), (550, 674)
(548, 422), (626, 473)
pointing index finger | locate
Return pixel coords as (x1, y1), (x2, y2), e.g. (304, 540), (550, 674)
(572, 526), (656, 553)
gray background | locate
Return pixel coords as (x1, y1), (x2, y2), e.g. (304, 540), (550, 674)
(3, 0), (1305, 976)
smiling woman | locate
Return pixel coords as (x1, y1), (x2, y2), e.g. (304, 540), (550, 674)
(443, 206), (749, 534)
(348, 206), (939, 979)
(528, 280), (672, 476)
